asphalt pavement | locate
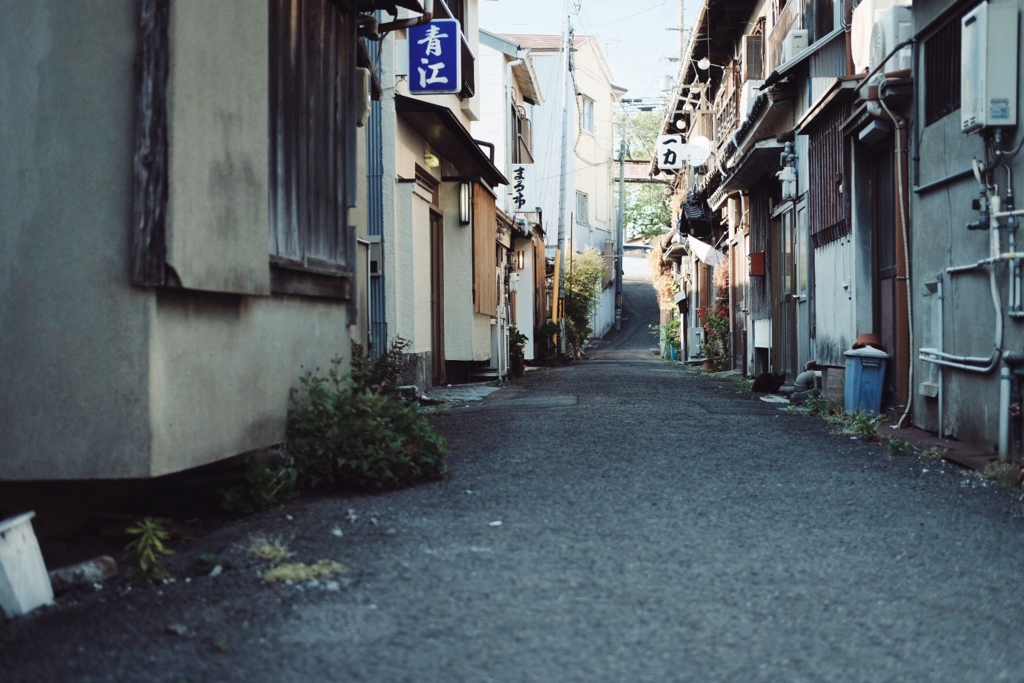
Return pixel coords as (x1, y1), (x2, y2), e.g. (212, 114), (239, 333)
(5, 279), (1024, 682)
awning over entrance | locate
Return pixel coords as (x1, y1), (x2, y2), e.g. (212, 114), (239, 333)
(688, 236), (726, 267)
(395, 95), (508, 188)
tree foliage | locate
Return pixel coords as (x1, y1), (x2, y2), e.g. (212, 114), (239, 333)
(563, 247), (606, 357)
(616, 109), (672, 240)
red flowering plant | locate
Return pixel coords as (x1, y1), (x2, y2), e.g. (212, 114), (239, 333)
(697, 307), (730, 371)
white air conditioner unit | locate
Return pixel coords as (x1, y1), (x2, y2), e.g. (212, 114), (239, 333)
(740, 80), (765, 117)
(851, 0), (912, 73)
(869, 5), (913, 73)
(961, 1), (1020, 133)
(782, 29), (808, 64)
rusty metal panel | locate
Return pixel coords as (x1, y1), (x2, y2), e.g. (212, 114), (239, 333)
(269, 0), (356, 274)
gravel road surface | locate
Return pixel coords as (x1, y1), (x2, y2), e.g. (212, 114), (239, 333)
(4, 281), (1024, 682)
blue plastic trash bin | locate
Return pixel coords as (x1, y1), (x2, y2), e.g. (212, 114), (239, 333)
(844, 346), (889, 415)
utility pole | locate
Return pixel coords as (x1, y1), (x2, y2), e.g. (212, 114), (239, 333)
(555, 13), (572, 352)
(679, 0), (685, 64)
(614, 135), (625, 330)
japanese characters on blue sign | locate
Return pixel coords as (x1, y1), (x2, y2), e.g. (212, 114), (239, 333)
(408, 19), (462, 95)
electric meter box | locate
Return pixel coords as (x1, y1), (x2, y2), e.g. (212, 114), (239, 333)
(961, 1), (1019, 134)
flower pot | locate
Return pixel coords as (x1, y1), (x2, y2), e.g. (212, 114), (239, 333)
(511, 355), (525, 378)
(0, 512), (53, 618)
(703, 359), (714, 371)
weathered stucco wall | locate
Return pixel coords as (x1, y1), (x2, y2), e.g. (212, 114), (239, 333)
(0, 0), (153, 480)
(441, 182), (476, 361)
(148, 292), (349, 477)
(0, 1), (355, 480)
(164, 0), (271, 296)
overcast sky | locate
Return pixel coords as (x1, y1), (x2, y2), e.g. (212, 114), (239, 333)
(479, 0), (702, 101)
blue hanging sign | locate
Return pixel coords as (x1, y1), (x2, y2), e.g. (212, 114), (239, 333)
(408, 19), (462, 95)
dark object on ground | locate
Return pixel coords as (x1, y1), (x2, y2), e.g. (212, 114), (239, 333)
(752, 372), (786, 393)
(790, 388), (821, 404)
(48, 556), (118, 594)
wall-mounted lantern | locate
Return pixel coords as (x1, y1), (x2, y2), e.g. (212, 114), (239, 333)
(517, 250), (525, 269)
(459, 182), (473, 225)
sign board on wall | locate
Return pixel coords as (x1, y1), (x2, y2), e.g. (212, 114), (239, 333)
(408, 19), (462, 95)
(657, 134), (684, 170)
(510, 164), (535, 213)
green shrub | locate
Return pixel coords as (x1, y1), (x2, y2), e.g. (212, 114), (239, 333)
(351, 337), (410, 395)
(220, 457), (299, 514)
(288, 357), (448, 492)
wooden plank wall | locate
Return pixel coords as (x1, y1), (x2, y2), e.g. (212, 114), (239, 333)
(808, 105), (849, 249)
(473, 184), (498, 316)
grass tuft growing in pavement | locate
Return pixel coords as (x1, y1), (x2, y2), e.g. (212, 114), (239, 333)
(262, 560), (346, 583)
(246, 534), (294, 565)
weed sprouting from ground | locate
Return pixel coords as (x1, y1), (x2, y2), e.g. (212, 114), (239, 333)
(922, 446), (945, 460)
(840, 412), (879, 440)
(731, 375), (752, 393)
(246, 534), (294, 565)
(262, 560), (346, 583)
(220, 457), (299, 514)
(124, 518), (174, 580)
(979, 462), (1019, 491)
(886, 438), (913, 457)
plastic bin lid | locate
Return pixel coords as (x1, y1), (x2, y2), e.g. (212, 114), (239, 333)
(845, 345), (890, 358)
(0, 512), (35, 535)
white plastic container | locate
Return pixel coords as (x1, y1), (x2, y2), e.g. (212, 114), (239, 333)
(0, 512), (54, 617)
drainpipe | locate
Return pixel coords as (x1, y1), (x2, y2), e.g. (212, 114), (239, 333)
(867, 75), (914, 428)
(937, 274), (944, 438)
(359, 0), (434, 40)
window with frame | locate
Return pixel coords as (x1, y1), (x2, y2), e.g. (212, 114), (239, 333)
(576, 191), (589, 225)
(511, 104), (534, 164)
(269, 0), (357, 289)
(580, 96), (595, 134)
(924, 8), (969, 126)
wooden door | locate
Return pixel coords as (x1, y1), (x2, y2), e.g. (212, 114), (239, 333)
(771, 208), (797, 377)
(430, 211), (445, 386)
(873, 149), (898, 409)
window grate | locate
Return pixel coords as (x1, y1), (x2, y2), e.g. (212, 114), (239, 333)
(924, 9), (970, 126)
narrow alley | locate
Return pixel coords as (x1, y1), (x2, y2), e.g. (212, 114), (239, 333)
(5, 281), (1024, 682)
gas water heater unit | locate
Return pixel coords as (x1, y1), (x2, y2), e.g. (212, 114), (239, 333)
(961, 1), (1019, 134)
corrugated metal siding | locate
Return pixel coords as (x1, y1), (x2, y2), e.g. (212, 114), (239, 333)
(808, 105), (849, 248)
(809, 32), (848, 103)
(813, 236), (854, 366)
(366, 32), (387, 356)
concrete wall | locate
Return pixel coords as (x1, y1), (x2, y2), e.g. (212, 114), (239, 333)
(513, 237), (537, 360)
(909, 4), (1024, 443)
(0, 0), (153, 479)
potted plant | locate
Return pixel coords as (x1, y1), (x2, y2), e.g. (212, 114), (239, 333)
(508, 324), (528, 378)
(697, 307), (730, 371)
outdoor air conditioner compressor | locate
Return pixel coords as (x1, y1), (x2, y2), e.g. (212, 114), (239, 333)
(961, 1), (1019, 134)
